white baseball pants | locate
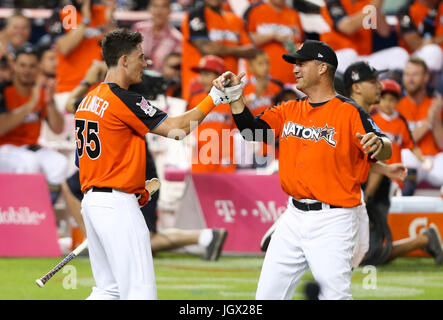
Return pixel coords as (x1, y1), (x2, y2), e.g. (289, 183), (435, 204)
(256, 198), (359, 300)
(81, 189), (157, 300)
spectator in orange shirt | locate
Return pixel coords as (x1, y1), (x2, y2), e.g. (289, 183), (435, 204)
(397, 0), (443, 72)
(181, 0), (257, 102)
(320, 0), (409, 74)
(244, 0), (304, 84)
(53, 0), (116, 101)
(397, 57), (443, 195)
(187, 55), (236, 173)
(132, 0), (182, 74)
(372, 78), (431, 189)
(0, 45), (67, 204)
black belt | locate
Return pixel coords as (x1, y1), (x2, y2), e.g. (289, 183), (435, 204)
(91, 187), (141, 198)
(292, 198), (342, 211)
(92, 187), (113, 193)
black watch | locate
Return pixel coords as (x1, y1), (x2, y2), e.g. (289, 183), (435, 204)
(378, 137), (384, 148)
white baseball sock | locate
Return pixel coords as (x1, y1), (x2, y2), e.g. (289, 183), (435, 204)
(198, 229), (213, 247)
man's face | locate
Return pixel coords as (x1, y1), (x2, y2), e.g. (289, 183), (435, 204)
(292, 59), (321, 91)
(126, 44), (147, 84)
(357, 77), (382, 107)
(249, 53), (270, 79)
(162, 55), (181, 80)
(14, 53), (39, 86)
(149, 0), (171, 27)
(40, 49), (58, 77)
(6, 16), (31, 50)
(199, 70), (219, 93)
(403, 62), (427, 95)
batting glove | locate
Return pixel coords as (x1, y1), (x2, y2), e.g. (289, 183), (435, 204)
(209, 82), (245, 105)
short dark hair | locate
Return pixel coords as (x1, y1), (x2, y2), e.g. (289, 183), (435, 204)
(14, 44), (39, 61)
(101, 29), (143, 67)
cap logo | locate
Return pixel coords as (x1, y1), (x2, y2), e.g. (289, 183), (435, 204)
(318, 53), (324, 58)
(351, 71), (360, 81)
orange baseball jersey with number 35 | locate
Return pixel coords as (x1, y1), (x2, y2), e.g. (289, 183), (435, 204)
(258, 95), (384, 207)
(75, 82), (168, 195)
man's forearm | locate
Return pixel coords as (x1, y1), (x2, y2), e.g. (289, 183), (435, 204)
(0, 100), (37, 136)
(431, 121), (443, 149)
(56, 24), (87, 56)
(412, 122), (430, 143)
(46, 101), (65, 134)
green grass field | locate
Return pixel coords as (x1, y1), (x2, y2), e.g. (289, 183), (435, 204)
(1, 253), (443, 300)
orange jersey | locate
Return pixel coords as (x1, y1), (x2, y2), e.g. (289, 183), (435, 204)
(371, 110), (415, 165)
(258, 95), (384, 207)
(320, 0), (373, 55)
(396, 95), (443, 156)
(188, 91), (236, 173)
(181, 4), (251, 101)
(0, 83), (46, 146)
(398, 0), (443, 52)
(75, 82), (167, 194)
(56, 5), (107, 93)
(244, 2), (304, 84)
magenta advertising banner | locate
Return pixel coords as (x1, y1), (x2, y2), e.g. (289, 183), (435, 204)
(182, 173), (289, 253)
(0, 173), (61, 257)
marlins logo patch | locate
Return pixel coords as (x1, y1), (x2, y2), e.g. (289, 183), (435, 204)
(136, 96), (156, 117)
(282, 121), (337, 147)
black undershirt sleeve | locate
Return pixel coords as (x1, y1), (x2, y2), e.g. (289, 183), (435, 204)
(232, 106), (274, 144)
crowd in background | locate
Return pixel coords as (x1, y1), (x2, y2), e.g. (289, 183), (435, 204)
(0, 0), (442, 244)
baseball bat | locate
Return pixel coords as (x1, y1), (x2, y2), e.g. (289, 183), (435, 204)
(35, 178), (161, 288)
(35, 239), (88, 288)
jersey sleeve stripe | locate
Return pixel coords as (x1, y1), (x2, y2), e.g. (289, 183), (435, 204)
(150, 114), (168, 131)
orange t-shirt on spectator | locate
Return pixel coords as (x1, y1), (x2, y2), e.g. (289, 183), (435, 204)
(0, 83), (46, 146)
(188, 91), (236, 173)
(181, 4), (251, 101)
(396, 95), (443, 156)
(244, 2), (304, 84)
(320, 0), (373, 55)
(56, 5), (107, 93)
(371, 110), (415, 165)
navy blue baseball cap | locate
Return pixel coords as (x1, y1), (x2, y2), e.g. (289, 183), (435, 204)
(282, 40), (338, 69)
(343, 61), (388, 89)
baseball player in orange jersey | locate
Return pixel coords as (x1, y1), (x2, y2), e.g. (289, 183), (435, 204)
(213, 40), (393, 300)
(75, 29), (239, 300)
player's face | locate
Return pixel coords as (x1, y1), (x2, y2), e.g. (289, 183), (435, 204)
(359, 77), (382, 106)
(127, 44), (146, 84)
(249, 53), (270, 79)
(13, 54), (39, 86)
(403, 62), (427, 95)
(293, 59), (319, 91)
